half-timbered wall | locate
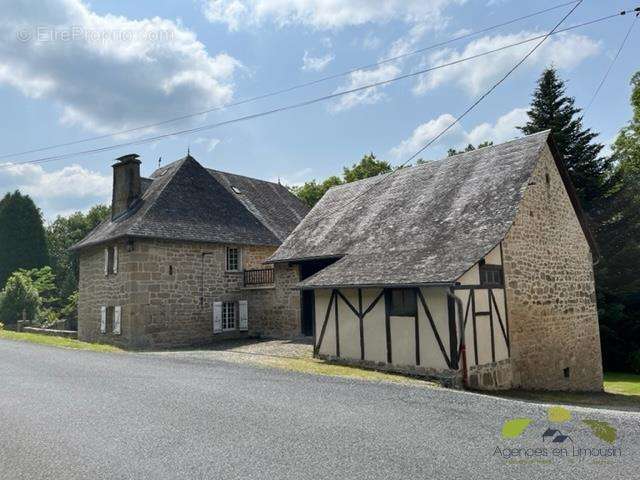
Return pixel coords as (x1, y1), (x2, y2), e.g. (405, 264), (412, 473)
(454, 244), (509, 369)
(310, 244), (510, 387)
(314, 286), (453, 373)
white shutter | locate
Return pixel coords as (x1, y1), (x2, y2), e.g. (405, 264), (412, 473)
(113, 306), (122, 335)
(100, 306), (107, 333)
(239, 300), (248, 331)
(113, 246), (118, 274)
(213, 302), (222, 334)
(104, 248), (109, 276)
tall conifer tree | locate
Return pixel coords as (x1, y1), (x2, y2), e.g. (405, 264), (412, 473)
(0, 191), (49, 288)
(519, 67), (609, 214)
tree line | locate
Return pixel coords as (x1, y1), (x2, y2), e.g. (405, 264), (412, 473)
(0, 197), (108, 328)
(0, 66), (638, 373)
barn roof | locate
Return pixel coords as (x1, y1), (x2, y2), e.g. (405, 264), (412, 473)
(269, 131), (593, 289)
(71, 155), (309, 250)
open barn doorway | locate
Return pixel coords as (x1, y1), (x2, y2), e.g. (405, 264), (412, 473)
(298, 258), (340, 337)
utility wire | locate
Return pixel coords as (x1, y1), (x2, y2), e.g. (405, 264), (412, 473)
(0, 1), (580, 160)
(2, 7), (635, 171)
(298, 0), (584, 225)
(584, 8), (639, 113)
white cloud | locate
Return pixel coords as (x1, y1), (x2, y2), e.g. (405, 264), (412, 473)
(361, 32), (382, 50)
(465, 107), (528, 145)
(390, 107), (528, 159)
(194, 136), (222, 152)
(0, 0), (242, 134)
(413, 31), (600, 96)
(330, 22), (430, 112)
(203, 0), (464, 31)
(301, 50), (334, 72)
(0, 162), (111, 220)
(390, 113), (460, 158)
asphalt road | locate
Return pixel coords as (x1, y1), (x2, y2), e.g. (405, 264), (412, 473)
(1, 339), (638, 479)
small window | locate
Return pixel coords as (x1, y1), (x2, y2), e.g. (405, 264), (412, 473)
(104, 246), (118, 275)
(387, 289), (417, 316)
(222, 301), (236, 330)
(231, 186), (241, 194)
(226, 247), (240, 271)
(480, 264), (503, 287)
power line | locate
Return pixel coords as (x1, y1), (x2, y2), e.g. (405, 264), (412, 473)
(584, 9), (639, 113)
(1, 7), (633, 171)
(0, 1), (580, 161)
(299, 0), (584, 225)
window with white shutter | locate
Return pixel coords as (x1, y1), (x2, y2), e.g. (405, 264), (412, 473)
(239, 300), (248, 331)
(222, 302), (236, 330)
(100, 306), (107, 333)
(113, 306), (122, 335)
(213, 302), (222, 334)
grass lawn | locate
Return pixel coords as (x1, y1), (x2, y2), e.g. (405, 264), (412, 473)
(0, 330), (122, 353)
(604, 372), (640, 396)
(493, 372), (640, 412)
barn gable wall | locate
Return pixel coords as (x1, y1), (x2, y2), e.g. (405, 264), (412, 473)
(502, 146), (603, 391)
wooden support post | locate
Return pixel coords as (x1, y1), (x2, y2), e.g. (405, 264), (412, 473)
(358, 289), (364, 361)
(447, 294), (458, 370)
(384, 289), (392, 364)
(334, 289), (340, 357)
(471, 289), (479, 366)
(488, 289), (495, 363)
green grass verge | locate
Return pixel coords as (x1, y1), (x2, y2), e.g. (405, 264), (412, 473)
(604, 372), (640, 396)
(260, 356), (436, 386)
(0, 330), (122, 353)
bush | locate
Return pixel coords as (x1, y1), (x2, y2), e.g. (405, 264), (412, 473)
(0, 271), (41, 326)
(628, 351), (640, 374)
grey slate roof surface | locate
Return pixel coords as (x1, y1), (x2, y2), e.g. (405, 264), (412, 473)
(269, 131), (553, 288)
(71, 156), (309, 250)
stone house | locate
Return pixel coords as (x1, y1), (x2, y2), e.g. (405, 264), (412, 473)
(269, 131), (603, 391)
(71, 153), (309, 349)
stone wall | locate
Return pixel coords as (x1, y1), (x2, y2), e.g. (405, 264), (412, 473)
(502, 146), (603, 391)
(246, 263), (301, 337)
(77, 239), (300, 349)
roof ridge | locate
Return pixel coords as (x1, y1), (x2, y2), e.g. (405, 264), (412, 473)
(207, 167), (284, 188)
(327, 130), (551, 194)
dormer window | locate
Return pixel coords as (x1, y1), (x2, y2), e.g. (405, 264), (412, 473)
(231, 186), (241, 194)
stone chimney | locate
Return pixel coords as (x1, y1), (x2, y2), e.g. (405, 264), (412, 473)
(111, 153), (141, 219)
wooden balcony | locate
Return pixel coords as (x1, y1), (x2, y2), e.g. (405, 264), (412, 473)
(243, 268), (274, 287)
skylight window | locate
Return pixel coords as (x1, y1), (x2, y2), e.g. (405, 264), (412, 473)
(231, 186), (241, 194)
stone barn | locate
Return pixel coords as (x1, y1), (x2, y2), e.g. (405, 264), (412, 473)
(71, 153), (309, 349)
(269, 131), (603, 391)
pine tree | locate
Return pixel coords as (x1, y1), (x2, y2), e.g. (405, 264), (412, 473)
(519, 68), (609, 214)
(0, 191), (49, 289)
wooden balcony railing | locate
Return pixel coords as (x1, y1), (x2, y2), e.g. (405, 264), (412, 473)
(243, 268), (274, 287)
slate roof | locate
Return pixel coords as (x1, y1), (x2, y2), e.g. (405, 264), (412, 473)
(71, 155), (309, 250)
(269, 131), (591, 289)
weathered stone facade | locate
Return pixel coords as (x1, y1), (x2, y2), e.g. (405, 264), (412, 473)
(246, 263), (301, 337)
(502, 146), (603, 391)
(78, 238), (301, 349)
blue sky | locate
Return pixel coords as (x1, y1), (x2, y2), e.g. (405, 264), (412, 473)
(0, 0), (638, 220)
